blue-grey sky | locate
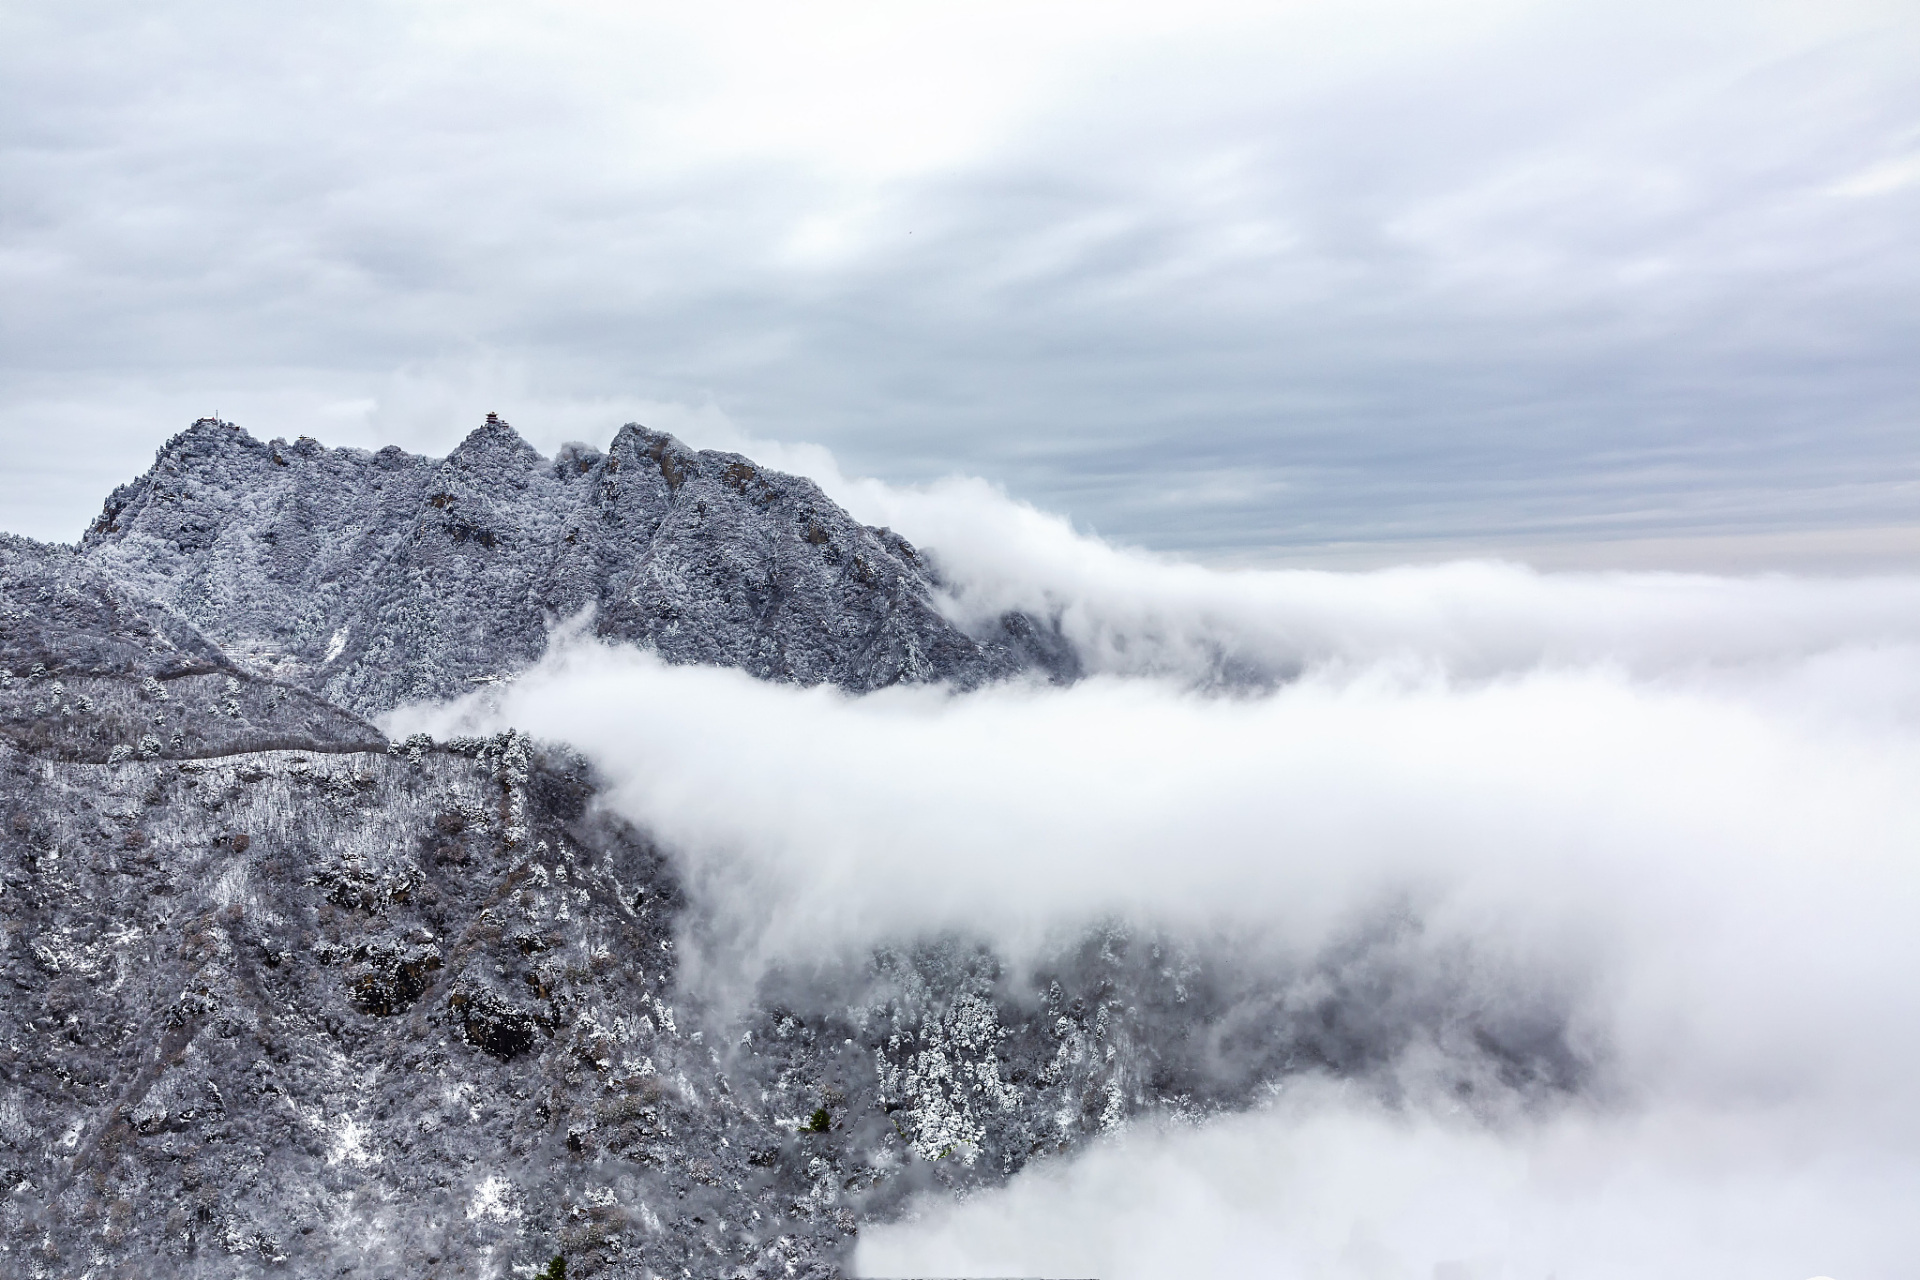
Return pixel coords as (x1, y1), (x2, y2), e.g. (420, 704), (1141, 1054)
(3, 0), (1916, 566)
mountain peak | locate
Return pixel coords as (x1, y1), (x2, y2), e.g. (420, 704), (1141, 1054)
(448, 413), (540, 468)
(160, 415), (261, 459)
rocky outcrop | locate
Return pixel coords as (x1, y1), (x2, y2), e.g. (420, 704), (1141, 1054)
(79, 417), (1063, 718)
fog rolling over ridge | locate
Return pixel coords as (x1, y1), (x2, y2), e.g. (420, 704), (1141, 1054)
(393, 449), (1920, 1278)
(4, 416), (1917, 1278)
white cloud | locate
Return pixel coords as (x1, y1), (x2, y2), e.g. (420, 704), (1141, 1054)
(397, 627), (1920, 1089)
(857, 1084), (1920, 1279)
(374, 460), (1920, 1274)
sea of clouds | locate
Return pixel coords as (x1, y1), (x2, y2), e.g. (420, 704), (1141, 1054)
(391, 455), (1920, 1279)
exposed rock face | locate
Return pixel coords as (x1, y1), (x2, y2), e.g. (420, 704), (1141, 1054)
(0, 419), (1584, 1278)
(79, 417), (1056, 718)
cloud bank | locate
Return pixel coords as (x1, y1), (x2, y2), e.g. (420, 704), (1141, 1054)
(785, 450), (1920, 682)
(858, 1085), (1920, 1280)
(391, 487), (1920, 1274)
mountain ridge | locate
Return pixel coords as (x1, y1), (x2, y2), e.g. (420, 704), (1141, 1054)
(81, 416), (1075, 718)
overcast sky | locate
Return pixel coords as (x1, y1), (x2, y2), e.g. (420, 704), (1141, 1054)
(3, 0), (1916, 565)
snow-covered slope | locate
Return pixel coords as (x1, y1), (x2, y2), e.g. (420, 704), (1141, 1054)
(0, 533), (383, 761)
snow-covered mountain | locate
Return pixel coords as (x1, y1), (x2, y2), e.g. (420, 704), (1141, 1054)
(80, 417), (1076, 716)
(0, 420), (1580, 1278)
